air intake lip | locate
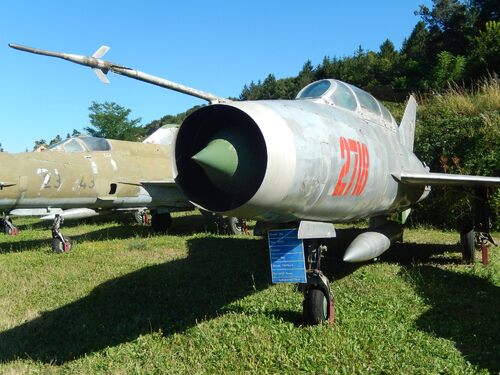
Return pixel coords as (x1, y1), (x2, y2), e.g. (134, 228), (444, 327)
(175, 104), (268, 212)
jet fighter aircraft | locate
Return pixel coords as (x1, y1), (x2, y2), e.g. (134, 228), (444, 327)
(10, 43), (500, 324)
(0, 133), (193, 251)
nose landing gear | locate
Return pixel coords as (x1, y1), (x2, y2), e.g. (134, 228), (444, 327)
(1, 215), (19, 236)
(51, 214), (71, 253)
(301, 241), (334, 325)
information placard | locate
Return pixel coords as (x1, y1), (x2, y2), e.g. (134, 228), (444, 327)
(268, 229), (307, 283)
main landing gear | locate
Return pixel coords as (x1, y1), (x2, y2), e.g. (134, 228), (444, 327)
(200, 209), (247, 235)
(301, 240), (334, 325)
(1, 215), (19, 236)
(51, 214), (71, 253)
(460, 187), (497, 265)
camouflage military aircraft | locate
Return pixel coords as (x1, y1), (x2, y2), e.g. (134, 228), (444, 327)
(0, 133), (193, 251)
(10, 43), (500, 324)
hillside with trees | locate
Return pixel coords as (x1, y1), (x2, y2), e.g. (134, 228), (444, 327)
(239, 0), (498, 101)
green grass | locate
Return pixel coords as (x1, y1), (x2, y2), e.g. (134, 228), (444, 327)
(0, 213), (498, 374)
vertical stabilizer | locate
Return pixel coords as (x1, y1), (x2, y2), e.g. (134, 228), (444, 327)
(399, 95), (417, 151)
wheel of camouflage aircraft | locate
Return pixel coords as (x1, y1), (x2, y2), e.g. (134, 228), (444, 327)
(52, 237), (72, 253)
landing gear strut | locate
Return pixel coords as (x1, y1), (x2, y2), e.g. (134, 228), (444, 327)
(301, 240), (334, 325)
(200, 209), (247, 235)
(51, 214), (71, 253)
(461, 187), (497, 264)
(1, 215), (19, 236)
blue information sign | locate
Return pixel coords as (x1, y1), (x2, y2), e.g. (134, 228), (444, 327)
(268, 228), (307, 283)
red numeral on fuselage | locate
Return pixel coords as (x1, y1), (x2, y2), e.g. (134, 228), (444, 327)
(332, 137), (369, 196)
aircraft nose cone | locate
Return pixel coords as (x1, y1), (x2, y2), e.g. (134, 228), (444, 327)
(192, 138), (239, 188)
(191, 129), (256, 193)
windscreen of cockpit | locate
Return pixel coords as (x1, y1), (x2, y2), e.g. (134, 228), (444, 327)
(79, 137), (111, 151)
(297, 80), (331, 99)
(48, 138), (85, 153)
(329, 81), (358, 111)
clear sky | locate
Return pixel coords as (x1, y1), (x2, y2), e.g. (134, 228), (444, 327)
(1, 0), (432, 152)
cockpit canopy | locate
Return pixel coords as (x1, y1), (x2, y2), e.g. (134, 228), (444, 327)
(48, 136), (111, 153)
(296, 79), (397, 127)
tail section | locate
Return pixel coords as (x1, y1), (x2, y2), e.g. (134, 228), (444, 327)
(399, 95), (417, 151)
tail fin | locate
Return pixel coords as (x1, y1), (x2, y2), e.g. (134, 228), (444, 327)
(399, 95), (417, 151)
(92, 45), (111, 83)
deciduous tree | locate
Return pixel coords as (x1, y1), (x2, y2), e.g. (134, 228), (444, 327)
(85, 101), (143, 141)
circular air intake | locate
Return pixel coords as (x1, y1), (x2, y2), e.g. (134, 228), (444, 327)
(175, 104), (268, 212)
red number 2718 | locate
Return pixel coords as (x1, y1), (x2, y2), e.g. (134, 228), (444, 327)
(332, 137), (369, 196)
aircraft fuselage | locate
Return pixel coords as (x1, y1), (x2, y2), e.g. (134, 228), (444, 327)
(0, 139), (190, 213)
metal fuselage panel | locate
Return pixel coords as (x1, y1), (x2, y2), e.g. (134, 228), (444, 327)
(219, 100), (427, 223)
(0, 140), (189, 211)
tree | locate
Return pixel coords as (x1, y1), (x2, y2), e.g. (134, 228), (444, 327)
(33, 139), (47, 151)
(432, 51), (466, 88)
(400, 21), (432, 90)
(49, 135), (62, 146)
(417, 0), (474, 57)
(85, 101), (143, 141)
(469, 0), (499, 28)
(466, 20), (500, 78)
(295, 60), (315, 94)
(66, 129), (82, 139)
(0, 143), (3, 152)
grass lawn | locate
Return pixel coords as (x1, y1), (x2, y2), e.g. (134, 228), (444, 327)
(0, 212), (498, 374)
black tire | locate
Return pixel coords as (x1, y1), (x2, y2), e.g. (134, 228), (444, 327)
(461, 227), (475, 264)
(253, 221), (264, 237)
(1, 220), (12, 234)
(52, 237), (71, 253)
(151, 212), (172, 233)
(303, 288), (329, 325)
(226, 217), (243, 235)
(133, 210), (143, 224)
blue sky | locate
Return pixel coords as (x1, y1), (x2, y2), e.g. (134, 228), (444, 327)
(1, 0), (432, 152)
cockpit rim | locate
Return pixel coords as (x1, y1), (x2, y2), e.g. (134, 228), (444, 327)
(47, 136), (112, 153)
(296, 79), (398, 129)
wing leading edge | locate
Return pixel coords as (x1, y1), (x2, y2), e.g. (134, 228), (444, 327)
(393, 172), (500, 187)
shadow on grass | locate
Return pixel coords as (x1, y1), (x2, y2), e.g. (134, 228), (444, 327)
(401, 265), (499, 373)
(11, 211), (234, 234)
(0, 236), (270, 364)
(318, 229), (463, 279)
(0, 225), (154, 254)
(381, 242), (462, 264)
(0, 214), (242, 254)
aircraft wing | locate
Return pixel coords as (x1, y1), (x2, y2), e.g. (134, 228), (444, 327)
(394, 172), (500, 187)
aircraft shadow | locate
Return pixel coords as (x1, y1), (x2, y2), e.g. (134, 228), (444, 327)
(0, 225), (153, 254)
(400, 265), (499, 373)
(1, 215), (240, 254)
(381, 242), (463, 264)
(0, 236), (270, 364)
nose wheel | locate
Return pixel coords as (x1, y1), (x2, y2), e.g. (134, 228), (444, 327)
(301, 242), (334, 325)
(1, 215), (19, 236)
(51, 214), (71, 253)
